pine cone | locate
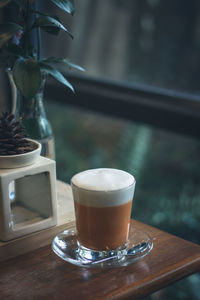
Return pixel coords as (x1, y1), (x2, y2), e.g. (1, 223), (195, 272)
(0, 112), (32, 155)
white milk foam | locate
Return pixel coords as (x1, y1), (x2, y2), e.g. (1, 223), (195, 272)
(71, 169), (135, 207)
(72, 168), (134, 191)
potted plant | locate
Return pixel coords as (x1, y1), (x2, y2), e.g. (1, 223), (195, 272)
(0, 0), (84, 159)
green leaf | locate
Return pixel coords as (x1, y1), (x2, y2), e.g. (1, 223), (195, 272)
(0, 0), (11, 8)
(41, 57), (84, 71)
(0, 23), (22, 48)
(62, 59), (85, 71)
(40, 62), (74, 93)
(33, 16), (73, 38)
(50, 0), (75, 15)
(13, 57), (42, 99)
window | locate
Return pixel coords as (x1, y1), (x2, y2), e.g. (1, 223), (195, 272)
(43, 0), (200, 97)
(44, 2), (200, 299)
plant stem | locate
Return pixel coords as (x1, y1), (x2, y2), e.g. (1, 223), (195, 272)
(24, 0), (30, 56)
(35, 1), (41, 60)
(36, 27), (41, 60)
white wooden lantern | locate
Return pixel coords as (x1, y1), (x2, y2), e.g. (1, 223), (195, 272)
(0, 155), (57, 241)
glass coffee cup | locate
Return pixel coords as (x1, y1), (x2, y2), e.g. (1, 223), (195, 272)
(71, 168), (136, 263)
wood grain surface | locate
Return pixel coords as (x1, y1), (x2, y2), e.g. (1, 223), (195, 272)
(0, 220), (199, 300)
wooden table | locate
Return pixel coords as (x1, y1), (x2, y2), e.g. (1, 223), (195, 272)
(0, 219), (200, 300)
(0, 181), (200, 299)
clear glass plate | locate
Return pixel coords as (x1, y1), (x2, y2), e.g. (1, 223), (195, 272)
(52, 223), (153, 268)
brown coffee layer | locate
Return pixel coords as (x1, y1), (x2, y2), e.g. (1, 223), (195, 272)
(74, 200), (133, 251)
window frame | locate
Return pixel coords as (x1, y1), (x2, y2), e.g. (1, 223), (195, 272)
(45, 73), (200, 138)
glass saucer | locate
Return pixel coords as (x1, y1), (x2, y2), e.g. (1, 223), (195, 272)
(52, 223), (153, 268)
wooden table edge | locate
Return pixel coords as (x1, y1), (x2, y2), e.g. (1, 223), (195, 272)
(112, 257), (200, 300)
(110, 219), (200, 300)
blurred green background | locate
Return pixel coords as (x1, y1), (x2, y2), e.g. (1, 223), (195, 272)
(47, 101), (200, 244)
(47, 100), (200, 300)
